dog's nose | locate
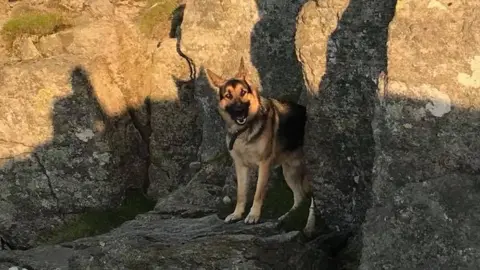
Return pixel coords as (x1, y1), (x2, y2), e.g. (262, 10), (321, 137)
(233, 104), (245, 112)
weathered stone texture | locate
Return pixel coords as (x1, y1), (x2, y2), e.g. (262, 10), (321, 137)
(359, 0), (480, 269)
(1, 0), (479, 268)
(296, 0), (397, 234)
(0, 58), (128, 249)
(148, 38), (201, 199)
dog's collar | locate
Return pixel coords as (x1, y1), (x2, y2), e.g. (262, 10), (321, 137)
(228, 125), (249, 151)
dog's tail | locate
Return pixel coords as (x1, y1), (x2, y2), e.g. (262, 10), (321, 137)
(302, 172), (316, 237)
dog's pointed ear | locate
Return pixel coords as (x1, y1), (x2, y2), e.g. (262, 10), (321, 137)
(235, 57), (247, 80)
(206, 68), (226, 88)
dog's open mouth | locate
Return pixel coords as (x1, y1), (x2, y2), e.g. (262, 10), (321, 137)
(235, 116), (247, 125)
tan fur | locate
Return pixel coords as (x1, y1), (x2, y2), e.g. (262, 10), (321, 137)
(206, 58), (316, 236)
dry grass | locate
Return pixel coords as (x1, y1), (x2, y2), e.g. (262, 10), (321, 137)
(138, 0), (178, 37)
(1, 10), (72, 46)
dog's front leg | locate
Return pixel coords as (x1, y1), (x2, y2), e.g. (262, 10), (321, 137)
(245, 161), (270, 224)
(224, 160), (249, 223)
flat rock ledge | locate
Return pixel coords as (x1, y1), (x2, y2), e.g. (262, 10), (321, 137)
(0, 214), (336, 270)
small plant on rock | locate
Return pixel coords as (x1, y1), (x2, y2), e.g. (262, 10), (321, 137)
(1, 10), (71, 47)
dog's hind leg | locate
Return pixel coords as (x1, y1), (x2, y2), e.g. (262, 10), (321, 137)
(278, 159), (307, 222)
(225, 161), (249, 223)
(299, 162), (316, 237)
(279, 156), (316, 236)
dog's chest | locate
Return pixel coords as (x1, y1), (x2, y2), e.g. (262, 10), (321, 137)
(228, 134), (268, 166)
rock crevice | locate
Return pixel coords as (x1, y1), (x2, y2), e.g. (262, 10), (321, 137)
(32, 153), (61, 216)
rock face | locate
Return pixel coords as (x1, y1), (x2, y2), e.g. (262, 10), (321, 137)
(296, 0), (397, 234)
(147, 38), (201, 199)
(1, 0), (480, 268)
(0, 2), (191, 249)
(0, 58), (137, 249)
(359, 0), (480, 269)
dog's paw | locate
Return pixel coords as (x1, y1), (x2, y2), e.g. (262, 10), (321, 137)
(244, 212), (261, 224)
(224, 212), (243, 223)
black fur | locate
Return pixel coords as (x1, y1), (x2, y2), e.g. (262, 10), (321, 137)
(275, 100), (307, 152)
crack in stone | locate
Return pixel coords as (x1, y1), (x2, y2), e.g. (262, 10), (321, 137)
(0, 152), (33, 160)
(127, 103), (152, 146)
(0, 139), (35, 148)
(1, 237), (14, 250)
(32, 153), (61, 215)
(127, 98), (152, 193)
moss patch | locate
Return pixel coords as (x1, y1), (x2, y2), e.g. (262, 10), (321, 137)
(1, 10), (71, 47)
(38, 189), (156, 245)
(138, 0), (178, 37)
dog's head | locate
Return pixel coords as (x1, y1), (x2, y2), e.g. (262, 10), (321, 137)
(206, 58), (261, 126)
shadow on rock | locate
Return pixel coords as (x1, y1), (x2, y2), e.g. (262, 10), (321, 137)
(303, 0), (397, 268)
(2, 1), (332, 269)
(0, 65), (155, 250)
(251, 0), (308, 101)
(250, 0), (398, 268)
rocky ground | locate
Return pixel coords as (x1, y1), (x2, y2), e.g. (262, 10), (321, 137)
(0, 0), (479, 269)
(0, 214), (336, 269)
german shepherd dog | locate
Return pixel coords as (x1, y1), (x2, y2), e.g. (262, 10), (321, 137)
(206, 58), (316, 236)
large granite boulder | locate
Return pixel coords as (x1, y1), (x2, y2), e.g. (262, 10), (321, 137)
(147, 38), (202, 199)
(0, 57), (141, 249)
(359, 0), (480, 268)
(0, 17), (161, 248)
(296, 0), (397, 235)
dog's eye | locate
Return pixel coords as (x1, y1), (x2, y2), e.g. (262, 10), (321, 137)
(240, 89), (246, 96)
(225, 92), (233, 99)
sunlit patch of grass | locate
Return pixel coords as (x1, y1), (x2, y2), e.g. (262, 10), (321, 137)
(1, 10), (72, 47)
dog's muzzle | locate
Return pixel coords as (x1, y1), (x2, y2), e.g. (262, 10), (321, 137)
(227, 103), (249, 125)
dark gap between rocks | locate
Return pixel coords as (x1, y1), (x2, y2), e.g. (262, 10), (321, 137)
(36, 188), (156, 246)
